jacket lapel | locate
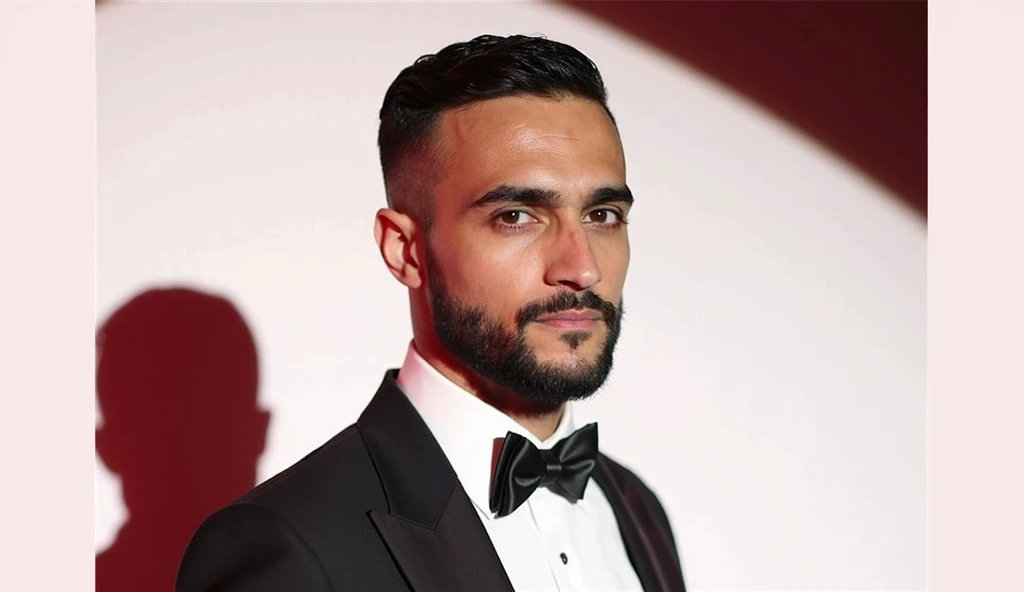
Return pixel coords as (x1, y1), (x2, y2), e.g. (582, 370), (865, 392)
(593, 456), (687, 592)
(358, 371), (514, 592)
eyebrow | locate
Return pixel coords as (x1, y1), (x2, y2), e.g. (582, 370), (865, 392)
(468, 184), (634, 210)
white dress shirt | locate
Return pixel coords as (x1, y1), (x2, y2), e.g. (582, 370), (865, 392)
(396, 343), (644, 592)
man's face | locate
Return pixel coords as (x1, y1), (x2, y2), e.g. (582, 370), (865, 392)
(424, 95), (631, 405)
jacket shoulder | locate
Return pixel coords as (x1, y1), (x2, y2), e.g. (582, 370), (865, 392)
(179, 424), (399, 590)
(240, 424), (382, 510)
(177, 502), (334, 592)
(234, 423), (390, 544)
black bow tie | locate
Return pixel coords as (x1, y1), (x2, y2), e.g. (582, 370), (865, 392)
(489, 422), (599, 518)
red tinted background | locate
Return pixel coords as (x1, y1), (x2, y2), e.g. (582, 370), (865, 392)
(563, 0), (927, 218)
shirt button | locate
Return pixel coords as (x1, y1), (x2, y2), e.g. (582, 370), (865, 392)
(559, 552), (568, 565)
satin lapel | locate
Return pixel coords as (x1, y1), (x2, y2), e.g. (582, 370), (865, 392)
(369, 485), (513, 592)
(593, 457), (687, 592)
(357, 371), (514, 592)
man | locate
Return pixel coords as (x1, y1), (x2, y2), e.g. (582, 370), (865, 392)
(177, 34), (686, 592)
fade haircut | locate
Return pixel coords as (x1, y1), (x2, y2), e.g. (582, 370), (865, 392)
(377, 34), (615, 230)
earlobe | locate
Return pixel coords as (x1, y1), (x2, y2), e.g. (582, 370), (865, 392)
(373, 208), (423, 289)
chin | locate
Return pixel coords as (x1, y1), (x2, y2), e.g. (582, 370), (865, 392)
(533, 340), (603, 365)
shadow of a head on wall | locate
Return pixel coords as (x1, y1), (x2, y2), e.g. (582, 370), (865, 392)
(95, 287), (270, 592)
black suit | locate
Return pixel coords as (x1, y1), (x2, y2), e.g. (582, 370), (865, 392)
(176, 371), (687, 591)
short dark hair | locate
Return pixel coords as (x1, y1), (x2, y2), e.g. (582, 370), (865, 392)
(377, 34), (615, 228)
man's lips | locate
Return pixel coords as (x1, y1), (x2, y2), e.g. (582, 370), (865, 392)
(535, 310), (602, 329)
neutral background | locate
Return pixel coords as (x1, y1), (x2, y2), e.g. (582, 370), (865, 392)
(95, 2), (926, 590)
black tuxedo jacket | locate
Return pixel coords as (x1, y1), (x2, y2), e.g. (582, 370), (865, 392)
(176, 371), (687, 591)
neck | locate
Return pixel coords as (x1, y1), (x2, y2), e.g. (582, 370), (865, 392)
(506, 409), (564, 442)
(412, 338), (564, 441)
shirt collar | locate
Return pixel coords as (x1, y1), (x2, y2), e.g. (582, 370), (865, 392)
(395, 342), (588, 520)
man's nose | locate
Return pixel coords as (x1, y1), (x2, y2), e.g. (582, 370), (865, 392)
(542, 225), (602, 291)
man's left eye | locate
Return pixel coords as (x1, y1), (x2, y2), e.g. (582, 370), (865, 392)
(585, 209), (621, 224)
(497, 210), (535, 225)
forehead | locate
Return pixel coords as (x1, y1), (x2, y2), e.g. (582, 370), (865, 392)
(432, 96), (625, 208)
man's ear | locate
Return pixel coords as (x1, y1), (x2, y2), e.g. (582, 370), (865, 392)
(374, 208), (423, 289)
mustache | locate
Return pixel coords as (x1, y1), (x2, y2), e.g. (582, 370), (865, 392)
(515, 290), (620, 331)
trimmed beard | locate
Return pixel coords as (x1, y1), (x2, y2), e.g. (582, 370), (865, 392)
(426, 244), (623, 406)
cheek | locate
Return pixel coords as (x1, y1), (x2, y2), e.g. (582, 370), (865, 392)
(476, 250), (542, 306)
(595, 236), (631, 288)
(449, 237), (546, 315)
(617, 244), (631, 286)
